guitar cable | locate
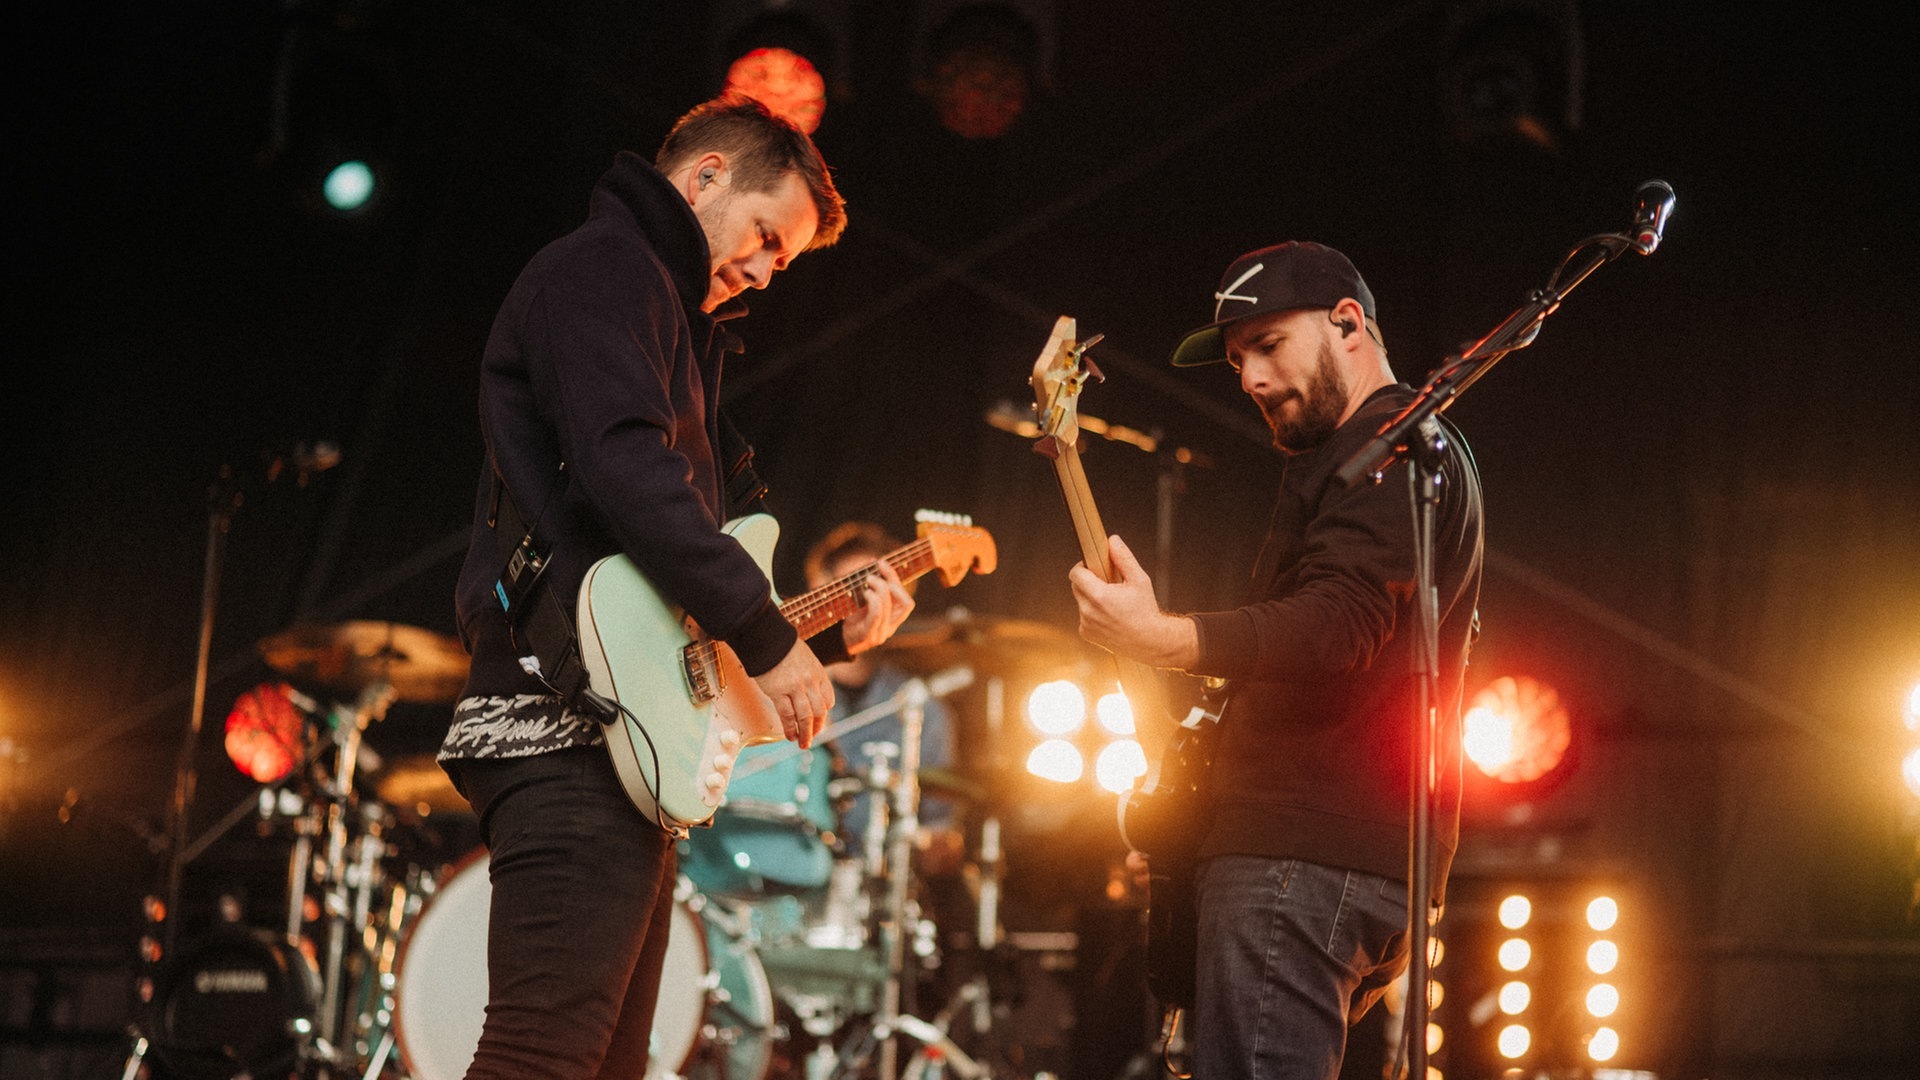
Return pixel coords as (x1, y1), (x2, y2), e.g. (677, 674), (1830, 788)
(523, 661), (678, 837)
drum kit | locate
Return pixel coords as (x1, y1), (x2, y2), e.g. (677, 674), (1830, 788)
(130, 610), (1076, 1080)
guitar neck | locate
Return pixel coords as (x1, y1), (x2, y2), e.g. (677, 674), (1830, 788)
(778, 540), (938, 642)
(1050, 447), (1175, 755)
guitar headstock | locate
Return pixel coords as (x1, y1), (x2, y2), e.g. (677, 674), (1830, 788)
(914, 510), (998, 586)
(1028, 315), (1105, 461)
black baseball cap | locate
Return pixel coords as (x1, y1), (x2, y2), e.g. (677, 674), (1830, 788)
(1168, 241), (1377, 367)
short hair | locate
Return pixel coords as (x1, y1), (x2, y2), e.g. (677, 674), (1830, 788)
(805, 521), (911, 592)
(655, 94), (847, 249)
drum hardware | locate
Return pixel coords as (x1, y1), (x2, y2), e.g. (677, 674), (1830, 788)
(134, 636), (452, 1080)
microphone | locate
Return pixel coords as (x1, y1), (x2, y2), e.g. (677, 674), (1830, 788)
(1630, 179), (1676, 255)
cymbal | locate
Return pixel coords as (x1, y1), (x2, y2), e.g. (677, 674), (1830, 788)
(879, 607), (1085, 673)
(374, 753), (472, 815)
(259, 621), (469, 705)
(917, 766), (988, 803)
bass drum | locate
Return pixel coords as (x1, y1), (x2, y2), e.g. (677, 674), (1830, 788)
(151, 927), (321, 1080)
(393, 852), (774, 1080)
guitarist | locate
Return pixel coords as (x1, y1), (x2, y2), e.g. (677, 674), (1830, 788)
(1068, 242), (1484, 1080)
(437, 96), (915, 1080)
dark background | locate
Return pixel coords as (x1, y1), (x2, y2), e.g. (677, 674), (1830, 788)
(5, 1), (1919, 1076)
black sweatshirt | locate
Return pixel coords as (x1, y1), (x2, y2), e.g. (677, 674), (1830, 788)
(1187, 385), (1484, 904)
(453, 153), (798, 703)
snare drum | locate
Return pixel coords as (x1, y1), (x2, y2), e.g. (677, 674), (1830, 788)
(152, 928), (321, 1080)
(392, 852), (774, 1080)
(679, 743), (837, 898)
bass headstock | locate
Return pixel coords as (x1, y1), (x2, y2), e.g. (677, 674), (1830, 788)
(1028, 315), (1105, 461)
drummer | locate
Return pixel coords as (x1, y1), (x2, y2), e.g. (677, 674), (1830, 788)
(803, 522), (962, 874)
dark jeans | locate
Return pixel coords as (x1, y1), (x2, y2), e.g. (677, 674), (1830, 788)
(1192, 855), (1411, 1080)
(449, 747), (677, 1080)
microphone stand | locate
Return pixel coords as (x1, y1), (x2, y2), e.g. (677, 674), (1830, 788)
(1336, 225), (1653, 1080)
(162, 466), (244, 955)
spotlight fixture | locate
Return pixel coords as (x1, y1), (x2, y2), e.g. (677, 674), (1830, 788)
(1463, 675), (1572, 785)
(712, 0), (847, 134)
(913, 1), (1054, 139)
(223, 682), (310, 784)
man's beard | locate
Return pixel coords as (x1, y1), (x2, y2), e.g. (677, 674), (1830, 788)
(1258, 340), (1349, 454)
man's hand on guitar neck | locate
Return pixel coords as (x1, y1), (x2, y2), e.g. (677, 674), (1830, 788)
(841, 556), (915, 656)
(753, 640), (834, 748)
(1068, 534), (1200, 670)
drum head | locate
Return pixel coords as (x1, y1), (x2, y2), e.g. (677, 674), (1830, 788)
(394, 852), (493, 1080)
(393, 852), (711, 1080)
(154, 928), (318, 1080)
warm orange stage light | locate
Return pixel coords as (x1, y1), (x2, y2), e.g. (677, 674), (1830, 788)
(724, 47), (827, 134)
(1464, 675), (1571, 783)
(224, 682), (306, 783)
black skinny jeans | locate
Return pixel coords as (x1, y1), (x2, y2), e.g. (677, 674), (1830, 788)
(450, 747), (677, 1080)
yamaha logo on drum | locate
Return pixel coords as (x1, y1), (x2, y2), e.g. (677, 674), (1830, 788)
(193, 968), (272, 994)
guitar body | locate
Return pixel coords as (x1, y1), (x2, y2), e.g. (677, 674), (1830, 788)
(577, 512), (997, 835)
(577, 515), (784, 833)
(1119, 701), (1220, 1010)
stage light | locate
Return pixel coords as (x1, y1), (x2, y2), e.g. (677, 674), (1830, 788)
(1498, 980), (1530, 1014)
(712, 0), (844, 134)
(1588, 1025), (1620, 1061)
(1464, 675), (1570, 783)
(913, 1), (1053, 139)
(258, 15), (401, 222)
(1095, 690), (1135, 735)
(224, 682), (307, 784)
(1428, 936), (1445, 967)
(322, 160), (376, 212)
(1439, 0), (1584, 152)
(1498, 938), (1531, 972)
(1026, 738), (1083, 783)
(1904, 681), (1920, 730)
(1587, 895), (1619, 931)
(1429, 978), (1445, 1010)
(1497, 1023), (1531, 1058)
(1586, 982), (1619, 1018)
(1094, 739), (1147, 794)
(1902, 746), (1920, 800)
(1026, 679), (1086, 735)
(1498, 894), (1532, 929)
(1587, 939), (1619, 974)
(1427, 1022), (1444, 1053)
(723, 47), (827, 134)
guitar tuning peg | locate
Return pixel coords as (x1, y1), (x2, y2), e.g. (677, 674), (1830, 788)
(914, 509), (974, 527)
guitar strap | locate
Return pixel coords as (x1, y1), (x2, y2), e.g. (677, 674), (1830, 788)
(486, 464), (617, 725)
(482, 410), (769, 726)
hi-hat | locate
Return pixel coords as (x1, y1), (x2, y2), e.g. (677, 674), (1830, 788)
(259, 621), (469, 705)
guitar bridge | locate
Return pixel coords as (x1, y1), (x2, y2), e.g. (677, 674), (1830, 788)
(682, 643), (722, 705)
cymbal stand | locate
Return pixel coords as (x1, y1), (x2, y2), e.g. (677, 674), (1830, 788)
(874, 676), (924, 1080)
(871, 678), (993, 1080)
(311, 682), (395, 1070)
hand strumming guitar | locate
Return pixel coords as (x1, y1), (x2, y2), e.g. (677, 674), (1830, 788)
(752, 641), (834, 749)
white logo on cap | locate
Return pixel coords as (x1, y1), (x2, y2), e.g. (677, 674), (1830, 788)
(1213, 262), (1265, 320)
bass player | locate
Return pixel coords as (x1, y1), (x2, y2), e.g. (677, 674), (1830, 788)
(1067, 242), (1485, 1079)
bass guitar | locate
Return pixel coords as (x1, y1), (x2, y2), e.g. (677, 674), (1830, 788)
(576, 512), (996, 834)
(1028, 316), (1225, 1012)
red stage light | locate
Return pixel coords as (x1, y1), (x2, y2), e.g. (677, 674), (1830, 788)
(224, 682), (307, 784)
(1464, 675), (1571, 784)
(723, 47), (827, 134)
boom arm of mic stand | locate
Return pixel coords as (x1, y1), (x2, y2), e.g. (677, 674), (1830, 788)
(1335, 234), (1633, 488)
